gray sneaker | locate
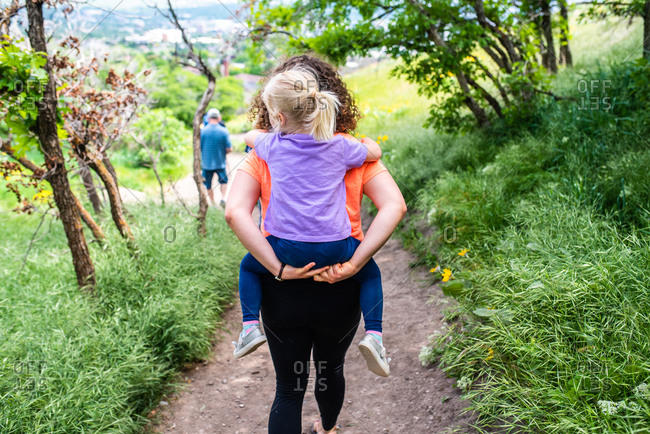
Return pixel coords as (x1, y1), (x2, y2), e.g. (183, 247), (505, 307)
(232, 325), (267, 359)
(358, 334), (390, 377)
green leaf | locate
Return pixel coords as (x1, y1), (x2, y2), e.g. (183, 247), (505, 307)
(473, 308), (497, 317)
(441, 280), (464, 297)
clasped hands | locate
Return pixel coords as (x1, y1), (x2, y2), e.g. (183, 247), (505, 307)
(280, 261), (359, 284)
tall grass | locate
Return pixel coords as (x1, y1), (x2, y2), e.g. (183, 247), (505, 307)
(410, 59), (650, 432)
(345, 19), (650, 432)
(0, 206), (245, 433)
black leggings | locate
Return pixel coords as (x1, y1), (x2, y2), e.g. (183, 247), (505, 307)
(260, 274), (361, 434)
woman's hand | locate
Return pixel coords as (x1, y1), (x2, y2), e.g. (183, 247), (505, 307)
(282, 263), (330, 280)
(313, 261), (360, 284)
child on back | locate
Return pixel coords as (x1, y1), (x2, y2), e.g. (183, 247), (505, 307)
(232, 68), (389, 377)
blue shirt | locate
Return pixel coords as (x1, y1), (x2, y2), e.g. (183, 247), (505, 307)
(200, 123), (231, 170)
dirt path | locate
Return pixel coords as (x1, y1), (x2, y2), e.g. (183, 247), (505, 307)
(150, 228), (474, 433)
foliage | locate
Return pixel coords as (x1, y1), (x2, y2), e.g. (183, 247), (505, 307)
(0, 36), (48, 155)
(150, 64), (210, 126)
(149, 65), (245, 127)
(213, 76), (245, 121)
(250, 0), (551, 132)
(0, 206), (245, 432)
(393, 59), (650, 431)
(120, 107), (190, 170)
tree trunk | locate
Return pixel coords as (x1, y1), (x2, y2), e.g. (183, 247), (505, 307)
(643, 0), (650, 61)
(1, 139), (105, 243)
(474, 0), (522, 65)
(87, 153), (135, 243)
(467, 76), (504, 117)
(102, 153), (119, 186)
(152, 157), (165, 206)
(538, 0), (557, 73)
(73, 194), (106, 243)
(193, 79), (216, 236)
(26, 0), (95, 289)
(77, 157), (103, 215)
(558, 0), (573, 66)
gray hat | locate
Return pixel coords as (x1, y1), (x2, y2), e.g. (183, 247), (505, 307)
(207, 108), (221, 119)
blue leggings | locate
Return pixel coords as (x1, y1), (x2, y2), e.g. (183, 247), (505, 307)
(239, 235), (383, 333)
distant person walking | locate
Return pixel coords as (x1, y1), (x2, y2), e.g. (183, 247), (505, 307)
(201, 108), (232, 207)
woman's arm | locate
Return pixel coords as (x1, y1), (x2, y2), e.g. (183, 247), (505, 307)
(225, 171), (329, 280)
(313, 170), (407, 283)
(361, 137), (382, 161)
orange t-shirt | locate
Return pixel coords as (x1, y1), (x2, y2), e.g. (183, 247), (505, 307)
(238, 133), (387, 241)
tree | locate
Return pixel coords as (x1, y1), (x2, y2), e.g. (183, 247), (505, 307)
(558, 0), (573, 66)
(251, 0), (551, 131)
(582, 0), (650, 60)
(126, 108), (190, 206)
(57, 50), (148, 244)
(155, 0), (244, 235)
(0, 138), (106, 243)
(24, 0), (95, 288)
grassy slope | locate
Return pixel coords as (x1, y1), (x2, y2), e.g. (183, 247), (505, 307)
(0, 206), (245, 432)
(345, 18), (650, 433)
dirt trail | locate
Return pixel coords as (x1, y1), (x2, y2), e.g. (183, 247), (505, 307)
(151, 226), (474, 433)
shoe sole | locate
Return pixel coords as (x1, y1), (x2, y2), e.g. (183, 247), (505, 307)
(233, 335), (267, 359)
(358, 341), (390, 377)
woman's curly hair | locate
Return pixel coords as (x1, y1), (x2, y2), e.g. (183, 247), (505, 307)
(248, 54), (361, 134)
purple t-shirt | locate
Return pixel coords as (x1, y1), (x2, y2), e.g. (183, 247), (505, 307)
(255, 132), (368, 242)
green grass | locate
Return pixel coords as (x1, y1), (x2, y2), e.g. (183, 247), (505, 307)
(414, 53), (650, 434)
(0, 206), (245, 433)
(343, 16), (650, 433)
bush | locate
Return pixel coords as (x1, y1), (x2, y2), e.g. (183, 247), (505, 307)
(0, 207), (245, 432)
(392, 61), (650, 432)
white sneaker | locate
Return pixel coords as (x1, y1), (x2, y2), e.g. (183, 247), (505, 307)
(358, 334), (390, 377)
(232, 325), (267, 359)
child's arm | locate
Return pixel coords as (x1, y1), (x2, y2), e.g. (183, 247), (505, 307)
(244, 129), (266, 148)
(361, 137), (382, 161)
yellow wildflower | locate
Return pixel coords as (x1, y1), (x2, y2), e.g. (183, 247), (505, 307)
(464, 56), (475, 62)
(441, 268), (453, 282)
(377, 136), (382, 142)
(32, 190), (53, 203)
(430, 263), (441, 273)
(486, 348), (494, 361)
(382, 135), (388, 141)
(360, 134), (366, 139)
(458, 249), (469, 257)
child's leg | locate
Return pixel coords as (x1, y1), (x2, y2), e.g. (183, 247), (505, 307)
(335, 237), (383, 337)
(238, 252), (269, 325)
(351, 258), (383, 335)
